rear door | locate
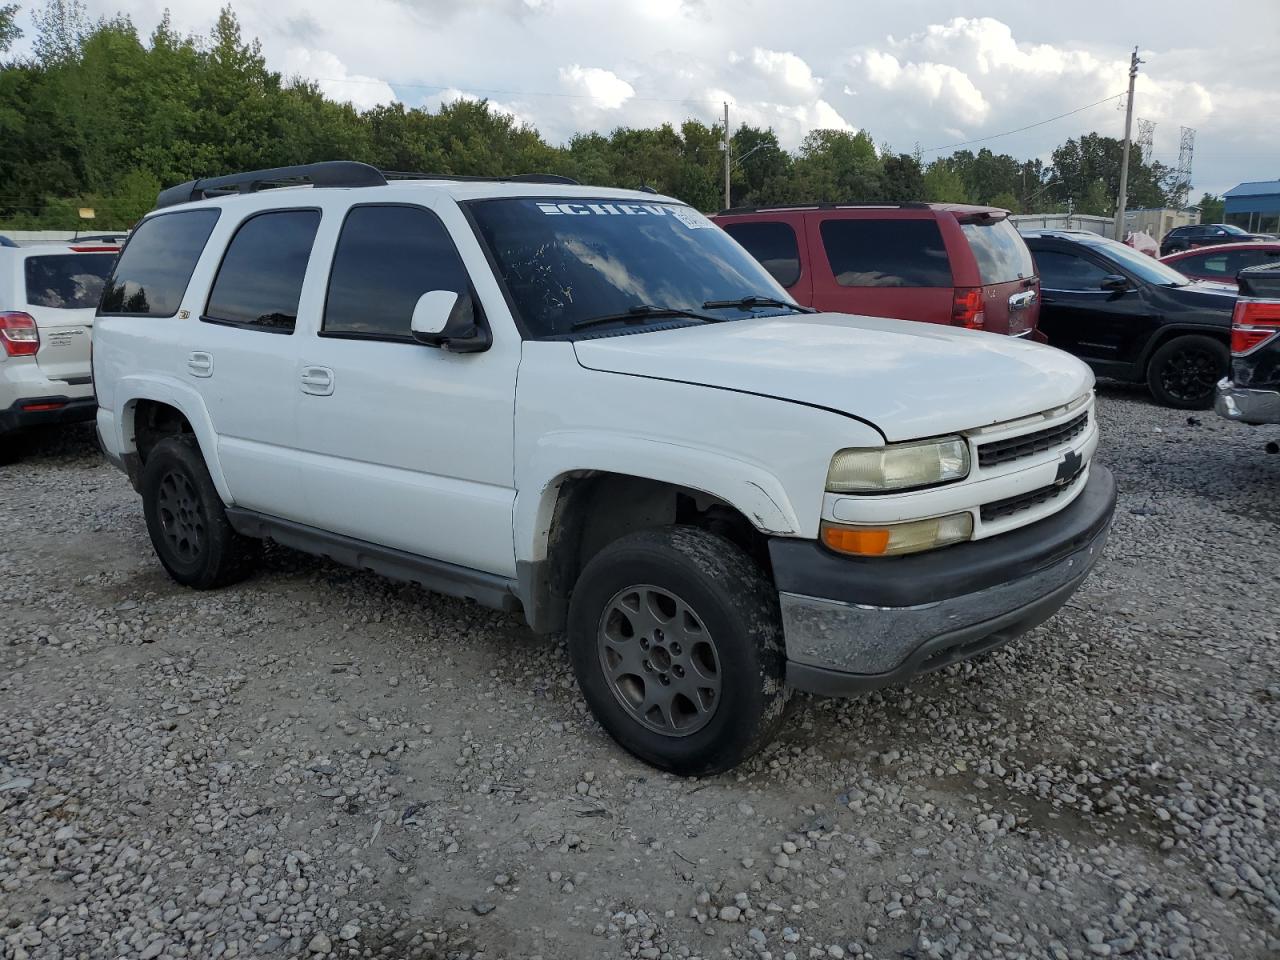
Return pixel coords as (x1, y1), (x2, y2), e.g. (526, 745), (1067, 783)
(20, 248), (117, 383)
(957, 217), (1039, 337)
(717, 217), (812, 305)
(805, 211), (953, 323)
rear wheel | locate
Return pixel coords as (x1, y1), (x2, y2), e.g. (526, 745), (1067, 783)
(567, 526), (790, 775)
(140, 436), (260, 588)
(1146, 334), (1228, 409)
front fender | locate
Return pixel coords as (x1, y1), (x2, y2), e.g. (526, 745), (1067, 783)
(516, 429), (802, 565)
(113, 374), (232, 503)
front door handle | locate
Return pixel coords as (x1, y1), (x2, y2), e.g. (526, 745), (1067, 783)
(300, 366), (334, 396)
(187, 351), (213, 378)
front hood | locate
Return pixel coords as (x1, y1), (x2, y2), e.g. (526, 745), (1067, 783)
(573, 314), (1094, 442)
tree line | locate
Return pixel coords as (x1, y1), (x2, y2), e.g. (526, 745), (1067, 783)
(0, 2), (1217, 230)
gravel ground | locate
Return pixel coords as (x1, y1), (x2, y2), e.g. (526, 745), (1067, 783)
(2, 386), (1278, 960)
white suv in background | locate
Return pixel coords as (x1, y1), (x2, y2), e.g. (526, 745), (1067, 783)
(93, 162), (1116, 774)
(0, 238), (120, 458)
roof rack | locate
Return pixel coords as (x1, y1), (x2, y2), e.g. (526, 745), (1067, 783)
(154, 163), (581, 210)
(718, 201), (935, 216)
(155, 161), (387, 210)
(381, 171), (579, 185)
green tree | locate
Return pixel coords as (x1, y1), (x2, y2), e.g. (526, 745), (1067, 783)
(0, 3), (21, 53)
(32, 0), (88, 63)
(880, 153), (924, 201)
(922, 161), (967, 202)
(1196, 192), (1224, 223)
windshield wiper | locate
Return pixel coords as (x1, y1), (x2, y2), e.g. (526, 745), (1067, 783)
(702, 295), (815, 314)
(570, 304), (724, 331)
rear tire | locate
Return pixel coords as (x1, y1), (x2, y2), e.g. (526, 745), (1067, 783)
(140, 436), (260, 588)
(567, 526), (790, 776)
(1145, 334), (1228, 409)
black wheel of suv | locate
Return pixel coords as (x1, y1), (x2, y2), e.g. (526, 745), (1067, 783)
(140, 436), (260, 589)
(567, 526), (790, 775)
(1146, 334), (1228, 409)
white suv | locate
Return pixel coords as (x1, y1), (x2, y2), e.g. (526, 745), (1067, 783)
(93, 162), (1116, 774)
(0, 239), (119, 457)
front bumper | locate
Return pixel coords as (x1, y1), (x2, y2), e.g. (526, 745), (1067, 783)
(0, 395), (98, 436)
(769, 464), (1117, 696)
(1216, 378), (1280, 425)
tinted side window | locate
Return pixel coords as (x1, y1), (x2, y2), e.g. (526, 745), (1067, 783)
(25, 253), (115, 309)
(819, 219), (952, 288)
(323, 205), (473, 339)
(721, 221), (801, 287)
(205, 210), (321, 332)
(1194, 253), (1229, 277)
(100, 210), (220, 316)
(1035, 250), (1110, 289)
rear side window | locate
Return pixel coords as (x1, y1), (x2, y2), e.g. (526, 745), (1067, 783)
(961, 219), (1036, 284)
(100, 210), (220, 316)
(1035, 250), (1110, 289)
(323, 205), (474, 339)
(819, 219), (952, 287)
(205, 210), (321, 333)
(24, 254), (115, 309)
(721, 221), (801, 287)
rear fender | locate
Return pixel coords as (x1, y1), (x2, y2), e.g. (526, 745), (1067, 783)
(114, 375), (231, 502)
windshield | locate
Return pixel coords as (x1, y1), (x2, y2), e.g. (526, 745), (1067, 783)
(468, 197), (796, 338)
(24, 253), (116, 309)
(961, 219), (1036, 284)
(1092, 236), (1192, 286)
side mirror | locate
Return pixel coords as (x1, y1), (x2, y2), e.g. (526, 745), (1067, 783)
(1099, 274), (1129, 292)
(410, 290), (490, 353)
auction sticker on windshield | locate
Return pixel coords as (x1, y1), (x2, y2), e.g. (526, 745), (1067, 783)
(534, 201), (713, 228)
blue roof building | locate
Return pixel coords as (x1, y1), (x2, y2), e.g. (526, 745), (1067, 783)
(1224, 180), (1280, 234)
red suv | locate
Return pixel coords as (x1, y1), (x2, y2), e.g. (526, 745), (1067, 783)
(711, 202), (1041, 337)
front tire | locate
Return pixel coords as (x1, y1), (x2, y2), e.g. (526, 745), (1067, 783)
(140, 436), (260, 589)
(1145, 334), (1228, 409)
(567, 526), (790, 775)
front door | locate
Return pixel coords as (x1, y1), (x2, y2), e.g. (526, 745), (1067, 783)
(1034, 248), (1151, 371)
(291, 200), (519, 578)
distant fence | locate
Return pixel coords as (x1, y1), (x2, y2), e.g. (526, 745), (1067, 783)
(0, 229), (129, 245)
(1008, 214), (1113, 236)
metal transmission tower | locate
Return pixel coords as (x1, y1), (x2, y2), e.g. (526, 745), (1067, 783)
(1136, 119), (1156, 162)
(1171, 126), (1196, 207)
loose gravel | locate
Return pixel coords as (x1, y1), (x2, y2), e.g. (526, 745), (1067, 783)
(2, 386), (1278, 960)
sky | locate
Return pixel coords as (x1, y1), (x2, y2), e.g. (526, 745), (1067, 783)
(14, 0), (1280, 197)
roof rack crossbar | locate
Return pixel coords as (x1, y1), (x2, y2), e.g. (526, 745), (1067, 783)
(718, 200), (935, 216)
(154, 161), (388, 210)
(380, 170), (579, 185)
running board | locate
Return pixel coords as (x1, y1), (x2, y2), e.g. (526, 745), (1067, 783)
(225, 507), (522, 613)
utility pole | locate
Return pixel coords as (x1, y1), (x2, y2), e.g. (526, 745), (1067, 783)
(1114, 47), (1141, 240)
(723, 102), (731, 211)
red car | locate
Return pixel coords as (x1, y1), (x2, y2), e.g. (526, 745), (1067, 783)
(711, 202), (1041, 337)
(1160, 242), (1280, 288)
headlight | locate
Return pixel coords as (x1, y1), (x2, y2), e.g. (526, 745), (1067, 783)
(827, 438), (970, 493)
(821, 513), (974, 557)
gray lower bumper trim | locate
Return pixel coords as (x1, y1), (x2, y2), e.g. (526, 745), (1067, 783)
(1216, 378), (1280, 425)
(779, 522), (1110, 691)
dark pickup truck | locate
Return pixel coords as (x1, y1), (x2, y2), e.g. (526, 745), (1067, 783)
(1216, 259), (1280, 425)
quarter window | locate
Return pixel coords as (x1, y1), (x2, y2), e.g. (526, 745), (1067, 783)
(323, 205), (475, 339)
(721, 221), (801, 287)
(204, 210), (321, 333)
(1035, 250), (1111, 289)
(99, 210), (220, 316)
(819, 219), (952, 287)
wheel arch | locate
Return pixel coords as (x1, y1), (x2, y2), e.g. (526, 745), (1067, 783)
(1137, 323), (1230, 372)
(113, 377), (229, 500)
(515, 460), (795, 634)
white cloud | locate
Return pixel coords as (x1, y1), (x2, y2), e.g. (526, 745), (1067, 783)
(279, 48), (396, 111)
(749, 48), (820, 96)
(857, 50), (989, 125)
(558, 65), (635, 110)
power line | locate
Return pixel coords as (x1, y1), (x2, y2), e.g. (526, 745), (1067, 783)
(310, 75), (727, 106)
(920, 92), (1127, 154)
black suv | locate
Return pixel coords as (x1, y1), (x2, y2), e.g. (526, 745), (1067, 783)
(1160, 223), (1273, 257)
(1023, 230), (1235, 408)
(1217, 259), (1280, 425)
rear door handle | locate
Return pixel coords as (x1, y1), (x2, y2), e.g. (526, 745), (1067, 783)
(300, 366), (334, 396)
(187, 351), (213, 378)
